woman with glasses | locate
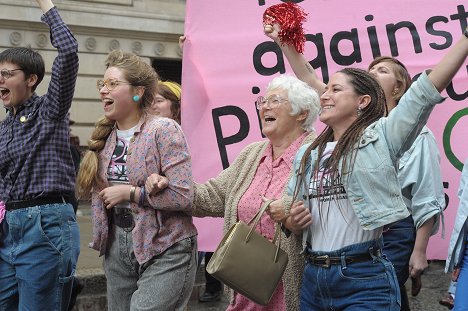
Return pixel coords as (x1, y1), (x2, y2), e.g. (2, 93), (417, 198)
(76, 50), (197, 311)
(185, 75), (320, 310)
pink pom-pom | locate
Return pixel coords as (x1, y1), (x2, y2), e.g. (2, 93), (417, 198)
(263, 2), (308, 53)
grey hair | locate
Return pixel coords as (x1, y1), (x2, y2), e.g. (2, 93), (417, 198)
(266, 74), (320, 132)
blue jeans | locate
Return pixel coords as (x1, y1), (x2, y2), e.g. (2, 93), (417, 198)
(382, 216), (416, 285)
(454, 236), (468, 311)
(382, 216), (416, 311)
(0, 203), (80, 311)
(301, 239), (400, 310)
(103, 225), (198, 311)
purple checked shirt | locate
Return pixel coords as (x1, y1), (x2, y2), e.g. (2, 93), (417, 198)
(0, 7), (79, 202)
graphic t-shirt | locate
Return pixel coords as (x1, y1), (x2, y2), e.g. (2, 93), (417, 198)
(307, 141), (381, 252)
(107, 125), (138, 209)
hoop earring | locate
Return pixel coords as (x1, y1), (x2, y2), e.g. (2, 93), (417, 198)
(133, 95), (140, 102)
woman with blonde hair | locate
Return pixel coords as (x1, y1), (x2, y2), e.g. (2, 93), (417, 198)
(76, 50), (197, 311)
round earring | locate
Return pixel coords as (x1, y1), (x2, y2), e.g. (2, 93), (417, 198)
(357, 106), (363, 117)
(133, 95), (140, 102)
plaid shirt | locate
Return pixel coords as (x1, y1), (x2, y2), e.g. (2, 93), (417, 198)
(0, 7), (79, 202)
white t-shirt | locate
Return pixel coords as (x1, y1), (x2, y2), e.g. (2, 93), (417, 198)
(107, 125), (138, 209)
(307, 141), (381, 252)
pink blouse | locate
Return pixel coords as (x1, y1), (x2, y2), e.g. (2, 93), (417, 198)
(227, 132), (308, 311)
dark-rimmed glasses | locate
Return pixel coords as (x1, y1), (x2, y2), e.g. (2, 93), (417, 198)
(96, 79), (132, 91)
(0, 68), (23, 80)
(255, 95), (289, 110)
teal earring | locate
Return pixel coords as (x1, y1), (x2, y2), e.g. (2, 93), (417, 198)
(133, 95), (140, 102)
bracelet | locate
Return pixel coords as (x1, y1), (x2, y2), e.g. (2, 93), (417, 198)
(129, 186), (136, 203)
(138, 186), (145, 206)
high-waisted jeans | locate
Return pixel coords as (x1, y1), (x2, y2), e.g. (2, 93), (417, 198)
(301, 238), (400, 310)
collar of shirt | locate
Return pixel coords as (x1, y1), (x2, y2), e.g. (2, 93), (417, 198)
(261, 131), (309, 170)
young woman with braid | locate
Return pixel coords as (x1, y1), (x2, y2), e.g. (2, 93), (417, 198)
(264, 28), (468, 308)
(76, 50), (197, 311)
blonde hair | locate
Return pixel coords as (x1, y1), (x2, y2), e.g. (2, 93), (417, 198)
(76, 50), (158, 198)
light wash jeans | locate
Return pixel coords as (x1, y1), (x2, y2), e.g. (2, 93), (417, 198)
(104, 225), (197, 311)
(0, 203), (80, 311)
(301, 238), (400, 310)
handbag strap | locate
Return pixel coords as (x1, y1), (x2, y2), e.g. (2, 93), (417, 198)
(246, 199), (284, 263)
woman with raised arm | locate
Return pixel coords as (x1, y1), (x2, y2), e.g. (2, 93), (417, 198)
(266, 29), (467, 309)
(264, 22), (467, 311)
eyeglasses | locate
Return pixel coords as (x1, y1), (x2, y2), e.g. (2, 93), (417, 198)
(96, 79), (132, 91)
(0, 68), (23, 80)
(255, 95), (288, 110)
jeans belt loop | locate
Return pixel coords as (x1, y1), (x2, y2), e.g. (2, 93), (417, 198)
(340, 254), (347, 270)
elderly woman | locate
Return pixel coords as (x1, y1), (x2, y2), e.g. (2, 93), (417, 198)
(189, 74), (320, 311)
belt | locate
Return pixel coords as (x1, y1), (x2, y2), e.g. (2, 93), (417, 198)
(5, 196), (71, 211)
(305, 248), (381, 268)
(111, 208), (134, 230)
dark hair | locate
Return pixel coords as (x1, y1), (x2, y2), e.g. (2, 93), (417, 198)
(0, 47), (45, 91)
(295, 68), (386, 205)
(368, 56), (412, 102)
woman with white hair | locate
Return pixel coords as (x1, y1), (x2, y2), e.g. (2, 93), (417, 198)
(190, 74), (319, 310)
(147, 74), (320, 310)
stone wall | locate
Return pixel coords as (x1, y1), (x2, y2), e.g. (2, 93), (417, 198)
(0, 0), (184, 144)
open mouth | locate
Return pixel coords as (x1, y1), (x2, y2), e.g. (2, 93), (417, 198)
(103, 98), (114, 108)
(0, 87), (10, 100)
(264, 116), (277, 123)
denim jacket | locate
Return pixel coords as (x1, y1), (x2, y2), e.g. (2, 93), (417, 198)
(446, 157), (468, 272)
(287, 71), (445, 251)
(398, 126), (445, 234)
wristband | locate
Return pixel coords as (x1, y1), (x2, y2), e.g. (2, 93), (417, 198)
(138, 186), (145, 206)
(129, 186), (136, 203)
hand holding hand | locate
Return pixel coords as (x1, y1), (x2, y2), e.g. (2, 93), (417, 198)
(263, 196), (287, 223)
(284, 201), (312, 235)
(145, 173), (169, 196)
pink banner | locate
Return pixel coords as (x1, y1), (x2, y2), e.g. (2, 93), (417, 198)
(182, 0), (468, 259)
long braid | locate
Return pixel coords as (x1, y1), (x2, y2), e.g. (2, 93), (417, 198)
(76, 117), (115, 199)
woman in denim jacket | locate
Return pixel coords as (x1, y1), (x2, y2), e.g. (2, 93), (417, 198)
(269, 32), (468, 309)
(446, 157), (468, 310)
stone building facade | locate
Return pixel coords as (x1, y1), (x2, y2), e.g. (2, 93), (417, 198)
(0, 0), (185, 144)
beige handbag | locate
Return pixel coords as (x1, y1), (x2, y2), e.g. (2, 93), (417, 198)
(206, 199), (288, 306)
